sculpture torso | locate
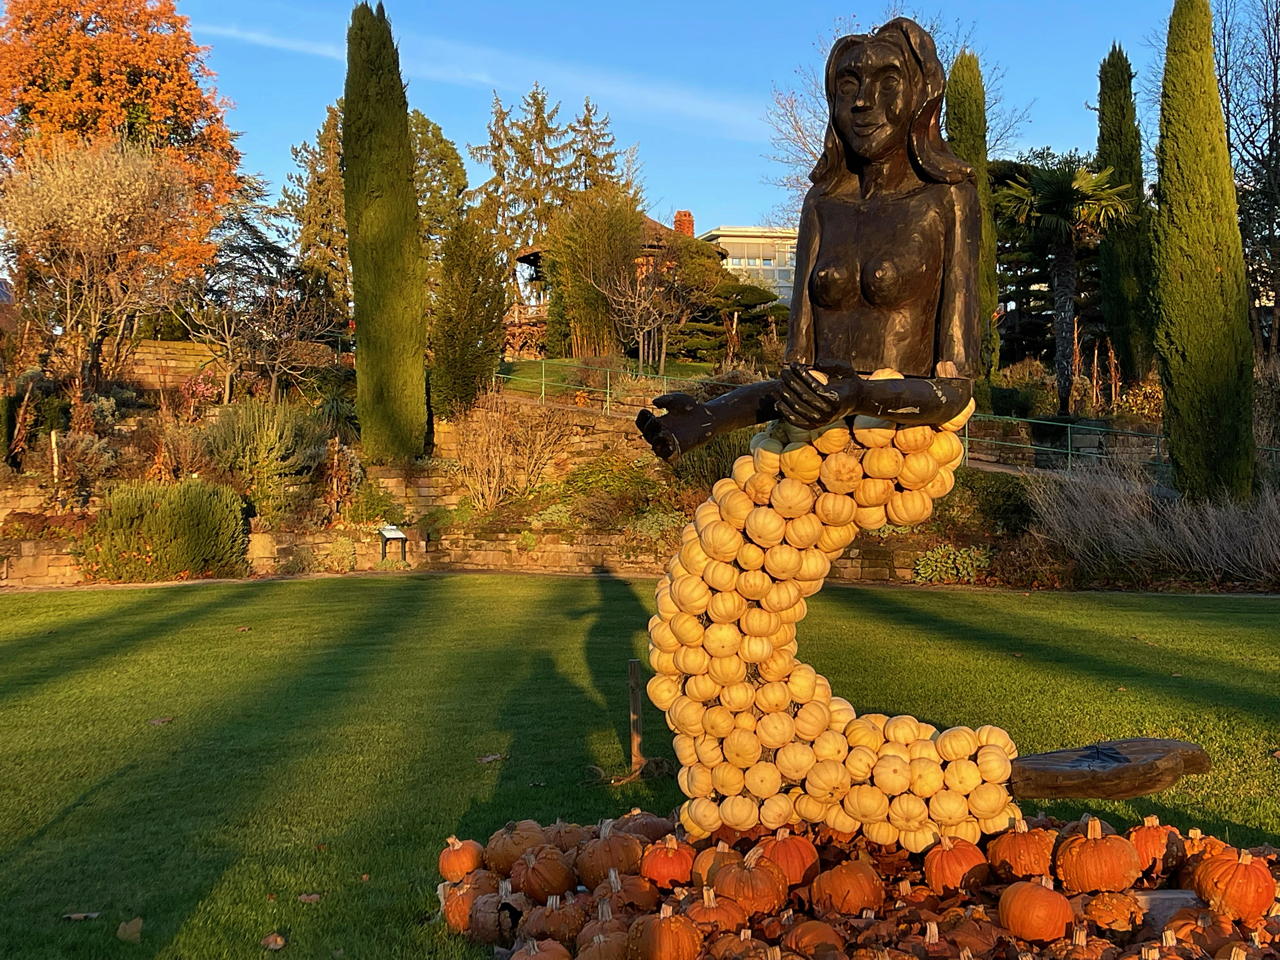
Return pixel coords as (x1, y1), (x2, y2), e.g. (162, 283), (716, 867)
(808, 183), (952, 377)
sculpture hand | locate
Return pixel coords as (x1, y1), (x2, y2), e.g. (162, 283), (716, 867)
(635, 393), (713, 461)
(777, 364), (862, 428)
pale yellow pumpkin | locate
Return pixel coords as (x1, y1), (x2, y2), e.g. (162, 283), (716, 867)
(673, 645), (710, 676)
(647, 675), (682, 711)
(707, 591), (748, 625)
(794, 792), (828, 823)
(844, 744), (879, 782)
(673, 733), (698, 766)
(769, 622), (798, 646)
(733, 712), (757, 732)
(813, 423), (852, 454)
(822, 802), (859, 835)
(743, 471), (778, 506)
(819, 451), (863, 494)
(927, 789), (969, 825)
(754, 681), (792, 713)
(794, 701), (831, 741)
(719, 681), (755, 712)
(976, 744), (1012, 782)
(759, 793), (795, 830)
(976, 802), (1022, 835)
(943, 758), (982, 794)
(679, 537), (711, 576)
(682, 797), (722, 835)
(761, 579), (802, 614)
(717, 489), (755, 530)
(897, 451), (940, 491)
(827, 697), (857, 729)
(893, 424), (935, 454)
(940, 818), (982, 845)
(731, 455), (757, 487)
(804, 759), (851, 802)
(928, 430), (964, 464)
(719, 794), (760, 831)
(853, 504), (889, 531)
(749, 430), (777, 453)
(908, 758), (945, 798)
(745, 506), (787, 548)
(695, 500), (722, 533)
(752, 437), (784, 475)
(756, 648), (796, 683)
(917, 722), (939, 739)
(876, 741), (911, 762)
(923, 466), (956, 500)
(775, 742), (817, 783)
(777, 597), (809, 624)
(888, 793), (929, 829)
(669, 612), (705, 646)
(813, 674), (833, 704)
(722, 729), (763, 769)
(976, 725), (1018, 758)
(939, 397), (976, 432)
(737, 633), (774, 664)
(787, 663), (818, 702)
(861, 713), (889, 731)
(872, 755), (911, 795)
(712, 477), (741, 501)
(780, 443), (822, 483)
(655, 584), (679, 620)
(708, 655), (748, 686)
(666, 556), (689, 581)
(702, 704), (735, 738)
(699, 521), (744, 562)
(863, 820), (900, 846)
(852, 415), (895, 448)
(797, 548), (831, 581)
(883, 715), (921, 744)
(966, 781), (1010, 819)
(908, 738), (942, 762)
(886, 489), (933, 526)
(813, 729), (850, 764)
(736, 569), (772, 601)
(794, 578), (824, 598)
(817, 520), (856, 557)
(784, 514), (824, 549)
(702, 559), (739, 594)
(649, 646), (679, 676)
(680, 523), (699, 544)
(843, 783), (889, 822)
(756, 711), (796, 749)
(736, 541), (766, 570)
(763, 544), (803, 580)
(899, 822), (941, 854)
(936, 726), (980, 761)
(744, 761), (783, 799)
(668, 697), (706, 736)
(711, 761), (746, 797)
(648, 618), (680, 653)
(844, 718), (885, 752)
(678, 762), (714, 798)
(740, 606), (782, 638)
(694, 733), (724, 767)
(683, 673), (721, 702)
(853, 478), (895, 507)
(701, 623), (741, 658)
(862, 446), (905, 479)
(771, 478), (815, 519)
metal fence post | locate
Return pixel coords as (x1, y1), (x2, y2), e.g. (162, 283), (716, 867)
(605, 368), (612, 414)
(1067, 421), (1073, 471)
(540, 359), (546, 401)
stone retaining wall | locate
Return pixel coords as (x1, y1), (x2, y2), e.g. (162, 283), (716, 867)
(0, 539), (81, 587)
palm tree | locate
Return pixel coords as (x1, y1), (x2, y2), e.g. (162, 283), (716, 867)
(998, 156), (1133, 414)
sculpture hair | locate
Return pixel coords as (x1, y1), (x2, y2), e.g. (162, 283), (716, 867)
(809, 17), (973, 193)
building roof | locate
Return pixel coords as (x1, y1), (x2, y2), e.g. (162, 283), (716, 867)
(697, 225), (799, 241)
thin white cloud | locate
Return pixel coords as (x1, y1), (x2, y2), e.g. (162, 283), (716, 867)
(192, 20), (765, 142)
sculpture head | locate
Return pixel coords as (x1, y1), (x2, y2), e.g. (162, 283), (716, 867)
(810, 17), (972, 191)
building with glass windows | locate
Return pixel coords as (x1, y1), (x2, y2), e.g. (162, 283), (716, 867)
(696, 225), (799, 305)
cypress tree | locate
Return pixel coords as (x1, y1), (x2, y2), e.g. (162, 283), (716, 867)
(1097, 44), (1153, 382)
(1152, 0), (1253, 499)
(343, 2), (427, 462)
(945, 51), (999, 377)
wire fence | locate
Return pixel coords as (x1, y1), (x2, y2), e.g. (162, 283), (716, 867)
(494, 357), (1280, 478)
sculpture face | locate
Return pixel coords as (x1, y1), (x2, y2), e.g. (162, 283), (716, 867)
(831, 41), (914, 164)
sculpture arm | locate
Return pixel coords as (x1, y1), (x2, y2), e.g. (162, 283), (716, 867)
(636, 380), (782, 461)
(775, 363), (972, 428)
(936, 181), (983, 378)
(784, 197), (821, 364)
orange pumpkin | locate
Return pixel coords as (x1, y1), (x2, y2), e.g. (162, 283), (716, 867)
(1128, 816), (1186, 876)
(486, 819), (548, 875)
(640, 834), (695, 889)
(442, 878), (486, 933)
(782, 919), (846, 956)
(510, 938), (572, 960)
(1166, 908), (1238, 954)
(510, 844), (576, 904)
(519, 894), (588, 945)
(470, 879), (532, 946)
(998, 879), (1073, 943)
(440, 835), (485, 882)
(625, 904), (703, 960)
(615, 808), (675, 843)
(752, 827), (821, 886)
(1191, 850), (1275, 922)
(1055, 816), (1143, 894)
(713, 847), (790, 915)
(924, 835), (990, 895)
(594, 867), (660, 916)
(575, 822), (644, 888)
(543, 819), (590, 854)
(577, 932), (627, 960)
(810, 860), (885, 916)
(683, 886), (749, 936)
(693, 841), (744, 886)
(577, 900), (628, 950)
(987, 819), (1057, 880)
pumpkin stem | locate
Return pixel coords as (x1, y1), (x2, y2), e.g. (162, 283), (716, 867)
(591, 935), (606, 947)
(664, 835), (677, 850)
(926, 922), (939, 944)
(1086, 817), (1102, 840)
(600, 819), (614, 838)
(1162, 931), (1176, 948)
(777, 827), (790, 839)
(717, 841), (730, 853)
(659, 903), (673, 919)
(1072, 927), (1086, 947)
(1238, 851), (1252, 865)
(1230, 948), (1245, 960)
(1141, 947), (1159, 960)
(598, 900), (613, 922)
(703, 887), (715, 908)
(446, 835), (462, 850)
(744, 848), (764, 867)
(939, 835), (954, 851)
(499, 879), (512, 897)
(1013, 819), (1028, 834)
(1143, 815), (1160, 827)
(897, 879), (911, 896)
(1037, 876), (1054, 890)
(960, 949), (974, 960)
(861, 908), (877, 920)
(739, 930), (752, 942)
(1189, 828), (1203, 840)
(607, 868), (621, 892)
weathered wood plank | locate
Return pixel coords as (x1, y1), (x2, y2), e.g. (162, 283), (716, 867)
(1009, 738), (1211, 800)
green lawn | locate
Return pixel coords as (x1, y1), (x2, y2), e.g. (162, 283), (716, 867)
(0, 574), (1277, 959)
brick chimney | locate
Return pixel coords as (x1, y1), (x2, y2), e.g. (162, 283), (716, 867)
(674, 210), (694, 237)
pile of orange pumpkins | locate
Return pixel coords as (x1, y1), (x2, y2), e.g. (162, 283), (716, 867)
(437, 809), (1279, 960)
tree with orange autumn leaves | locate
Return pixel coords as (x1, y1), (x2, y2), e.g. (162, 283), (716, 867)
(0, 0), (239, 277)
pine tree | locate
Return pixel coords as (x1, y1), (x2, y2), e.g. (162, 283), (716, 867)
(429, 211), (508, 413)
(468, 94), (518, 278)
(0, 0), (239, 276)
(509, 84), (570, 250)
(279, 102), (350, 321)
(1097, 44), (1153, 382)
(564, 98), (622, 192)
(344, 2), (427, 462)
(945, 50), (999, 377)
(1152, 0), (1253, 500)
(408, 109), (467, 284)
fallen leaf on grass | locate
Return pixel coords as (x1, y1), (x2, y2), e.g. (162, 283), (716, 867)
(266, 894), (277, 902)
(1271, 749), (1280, 762)
(62, 912), (100, 921)
(117, 917), (143, 943)
(298, 893), (322, 903)
(261, 932), (287, 950)
(476, 753), (507, 764)
(314, 843), (328, 851)
(359, 874), (370, 883)
(237, 626), (253, 633)
(148, 717), (174, 726)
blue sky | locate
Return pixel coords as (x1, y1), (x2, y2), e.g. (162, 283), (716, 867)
(187, 0), (1173, 231)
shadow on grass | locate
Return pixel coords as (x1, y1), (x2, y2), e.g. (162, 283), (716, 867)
(0, 575), (438, 958)
(582, 568), (652, 762)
